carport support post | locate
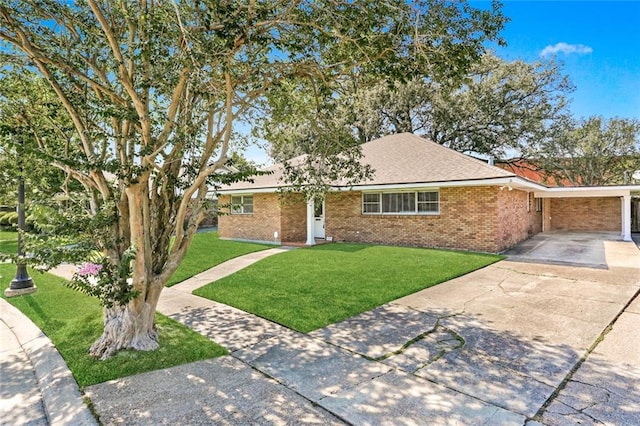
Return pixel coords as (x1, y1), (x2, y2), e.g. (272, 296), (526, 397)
(622, 194), (632, 241)
(306, 198), (315, 246)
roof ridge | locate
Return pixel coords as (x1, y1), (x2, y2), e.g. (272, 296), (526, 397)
(361, 132), (515, 178)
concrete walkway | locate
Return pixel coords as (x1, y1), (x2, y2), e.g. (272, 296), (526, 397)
(169, 247), (294, 294)
(3, 239), (640, 425)
(0, 299), (97, 425)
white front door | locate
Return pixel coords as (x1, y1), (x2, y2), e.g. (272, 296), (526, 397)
(314, 199), (325, 239)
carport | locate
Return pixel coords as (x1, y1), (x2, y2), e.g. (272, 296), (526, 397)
(534, 186), (640, 242)
(503, 231), (635, 268)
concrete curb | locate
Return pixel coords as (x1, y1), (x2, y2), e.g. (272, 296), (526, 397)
(0, 298), (97, 425)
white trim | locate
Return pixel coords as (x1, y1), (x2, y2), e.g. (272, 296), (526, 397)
(230, 194), (254, 214)
(622, 195), (632, 241)
(361, 189), (440, 215)
(306, 199), (315, 246)
(344, 177), (545, 192)
(534, 187), (637, 198)
(217, 176), (548, 195)
(218, 187), (278, 195)
(219, 181), (640, 200)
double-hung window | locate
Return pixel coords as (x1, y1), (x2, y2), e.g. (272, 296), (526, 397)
(231, 195), (253, 214)
(417, 191), (439, 213)
(362, 190), (439, 215)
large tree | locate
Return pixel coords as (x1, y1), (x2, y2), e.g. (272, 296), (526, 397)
(264, 52), (572, 163)
(425, 53), (573, 158)
(0, 1), (506, 359)
(537, 116), (640, 186)
(259, 1), (506, 194)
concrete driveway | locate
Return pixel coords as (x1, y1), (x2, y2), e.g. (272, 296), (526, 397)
(305, 236), (640, 424)
(502, 231), (636, 268)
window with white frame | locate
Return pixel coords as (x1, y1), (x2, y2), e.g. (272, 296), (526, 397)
(362, 190), (439, 215)
(362, 193), (381, 213)
(231, 195), (253, 214)
(535, 197), (543, 212)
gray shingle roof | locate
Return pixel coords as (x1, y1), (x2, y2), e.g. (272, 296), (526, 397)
(355, 133), (515, 186)
(220, 133), (515, 191)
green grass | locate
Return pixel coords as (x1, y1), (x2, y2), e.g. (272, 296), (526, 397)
(167, 231), (275, 286)
(194, 243), (504, 333)
(1, 264), (227, 387)
(0, 230), (17, 254)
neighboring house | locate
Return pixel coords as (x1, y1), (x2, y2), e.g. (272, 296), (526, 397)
(217, 133), (639, 253)
(495, 159), (573, 187)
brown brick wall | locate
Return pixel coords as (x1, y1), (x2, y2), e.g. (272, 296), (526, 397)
(218, 193), (282, 242)
(530, 194), (543, 235)
(280, 193), (307, 243)
(549, 197), (621, 231)
(496, 189), (542, 251)
(325, 187), (507, 252)
(219, 187), (547, 252)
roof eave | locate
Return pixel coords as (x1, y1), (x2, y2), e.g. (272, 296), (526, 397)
(535, 185), (640, 198)
(338, 176), (545, 192)
(217, 176), (547, 194)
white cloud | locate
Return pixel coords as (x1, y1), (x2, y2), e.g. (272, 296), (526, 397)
(540, 42), (593, 57)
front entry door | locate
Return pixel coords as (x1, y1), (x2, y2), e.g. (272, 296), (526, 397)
(314, 199), (325, 239)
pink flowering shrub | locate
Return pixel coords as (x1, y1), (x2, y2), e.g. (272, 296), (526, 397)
(69, 247), (138, 308)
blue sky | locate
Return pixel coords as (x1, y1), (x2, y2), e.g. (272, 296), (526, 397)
(479, 0), (640, 120)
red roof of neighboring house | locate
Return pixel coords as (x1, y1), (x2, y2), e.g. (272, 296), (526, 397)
(496, 160), (575, 187)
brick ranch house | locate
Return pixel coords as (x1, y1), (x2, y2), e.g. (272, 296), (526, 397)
(217, 133), (640, 253)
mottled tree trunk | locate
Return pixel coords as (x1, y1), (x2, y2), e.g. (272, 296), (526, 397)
(89, 301), (158, 360)
(89, 182), (169, 360)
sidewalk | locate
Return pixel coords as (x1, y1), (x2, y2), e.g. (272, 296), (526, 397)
(3, 241), (640, 425)
(1, 247), (297, 425)
(0, 298), (96, 425)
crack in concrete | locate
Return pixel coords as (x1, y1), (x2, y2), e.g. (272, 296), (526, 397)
(461, 287), (498, 314)
(568, 379), (614, 399)
(533, 287), (640, 423)
(551, 399), (606, 424)
(371, 320), (465, 364)
(412, 326), (465, 372)
(494, 265), (580, 282)
(233, 357), (356, 425)
(316, 369), (394, 401)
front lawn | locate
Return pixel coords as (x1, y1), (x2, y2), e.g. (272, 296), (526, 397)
(167, 231), (275, 286)
(194, 243), (503, 333)
(0, 230), (17, 254)
(1, 264), (227, 387)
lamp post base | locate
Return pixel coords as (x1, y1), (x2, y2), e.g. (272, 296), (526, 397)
(5, 264), (36, 297)
(5, 284), (37, 297)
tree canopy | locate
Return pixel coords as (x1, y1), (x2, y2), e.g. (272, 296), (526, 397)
(537, 116), (640, 186)
(263, 52), (574, 165)
(0, 71), (74, 207)
(0, 0), (507, 358)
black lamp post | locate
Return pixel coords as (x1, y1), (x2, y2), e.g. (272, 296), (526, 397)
(4, 135), (36, 297)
